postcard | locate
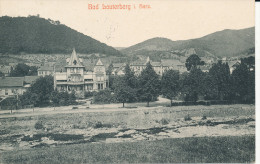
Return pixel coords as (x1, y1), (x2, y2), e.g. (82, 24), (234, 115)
(0, 0), (256, 163)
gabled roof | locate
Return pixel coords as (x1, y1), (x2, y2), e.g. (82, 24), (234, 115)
(130, 60), (146, 66)
(113, 63), (125, 68)
(38, 65), (53, 71)
(95, 59), (104, 66)
(24, 76), (39, 84)
(66, 49), (84, 67)
(151, 62), (161, 67)
(0, 77), (24, 87)
(161, 59), (183, 67)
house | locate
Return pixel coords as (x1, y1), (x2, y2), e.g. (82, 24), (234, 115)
(111, 57), (186, 76)
(0, 65), (12, 76)
(0, 76), (39, 97)
(38, 65), (54, 76)
(54, 49), (108, 98)
(129, 57), (169, 76)
(111, 63), (126, 75)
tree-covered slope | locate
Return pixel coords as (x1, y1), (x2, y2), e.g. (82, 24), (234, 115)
(0, 16), (122, 56)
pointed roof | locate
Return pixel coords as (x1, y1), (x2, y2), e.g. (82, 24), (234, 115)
(146, 56), (150, 63)
(95, 59), (104, 66)
(66, 48), (84, 68)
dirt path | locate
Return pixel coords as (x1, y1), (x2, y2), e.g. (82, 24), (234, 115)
(0, 96), (172, 117)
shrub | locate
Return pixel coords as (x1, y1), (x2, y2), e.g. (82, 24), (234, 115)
(34, 121), (44, 130)
(84, 91), (94, 98)
(93, 89), (116, 104)
(184, 92), (198, 102)
(184, 114), (192, 121)
(94, 121), (113, 128)
(50, 91), (77, 106)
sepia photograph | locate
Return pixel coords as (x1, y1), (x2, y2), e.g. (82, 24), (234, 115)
(0, 0), (256, 163)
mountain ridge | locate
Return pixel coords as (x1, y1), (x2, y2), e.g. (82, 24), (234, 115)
(121, 27), (255, 58)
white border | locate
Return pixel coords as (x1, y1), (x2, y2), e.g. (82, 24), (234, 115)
(255, 2), (259, 163)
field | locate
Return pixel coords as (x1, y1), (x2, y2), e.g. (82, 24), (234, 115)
(0, 103), (255, 163)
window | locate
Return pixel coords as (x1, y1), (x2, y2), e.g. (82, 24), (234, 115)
(5, 89), (8, 95)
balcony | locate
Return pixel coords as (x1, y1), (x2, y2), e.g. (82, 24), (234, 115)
(67, 81), (84, 85)
(84, 81), (94, 84)
(56, 81), (68, 85)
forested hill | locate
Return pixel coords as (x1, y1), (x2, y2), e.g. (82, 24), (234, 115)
(0, 16), (122, 56)
(122, 27), (255, 58)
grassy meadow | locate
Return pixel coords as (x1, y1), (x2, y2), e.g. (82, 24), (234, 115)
(0, 136), (255, 163)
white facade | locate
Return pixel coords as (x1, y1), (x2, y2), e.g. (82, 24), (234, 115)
(0, 87), (26, 97)
(54, 49), (108, 98)
(37, 65), (54, 77)
(130, 57), (169, 76)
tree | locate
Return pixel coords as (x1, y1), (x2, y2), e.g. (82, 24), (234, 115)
(106, 63), (113, 76)
(50, 90), (77, 106)
(161, 70), (180, 106)
(27, 75), (54, 106)
(113, 76), (136, 107)
(106, 63), (115, 89)
(93, 89), (115, 104)
(138, 62), (160, 107)
(50, 90), (60, 106)
(20, 91), (38, 107)
(0, 71), (4, 77)
(208, 61), (231, 100)
(108, 75), (116, 91)
(27, 66), (38, 76)
(10, 63), (37, 77)
(124, 63), (137, 89)
(112, 64), (137, 107)
(231, 57), (255, 103)
(68, 91), (76, 105)
(185, 54), (204, 71)
(180, 68), (204, 102)
(10, 63), (30, 77)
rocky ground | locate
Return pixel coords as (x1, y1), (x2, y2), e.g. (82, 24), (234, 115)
(0, 103), (255, 153)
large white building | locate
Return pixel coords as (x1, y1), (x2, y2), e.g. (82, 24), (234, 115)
(54, 49), (108, 98)
(112, 57), (184, 76)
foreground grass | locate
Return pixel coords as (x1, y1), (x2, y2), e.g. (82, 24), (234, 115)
(0, 135), (254, 163)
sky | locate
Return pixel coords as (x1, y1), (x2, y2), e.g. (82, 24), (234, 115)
(0, 0), (255, 47)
